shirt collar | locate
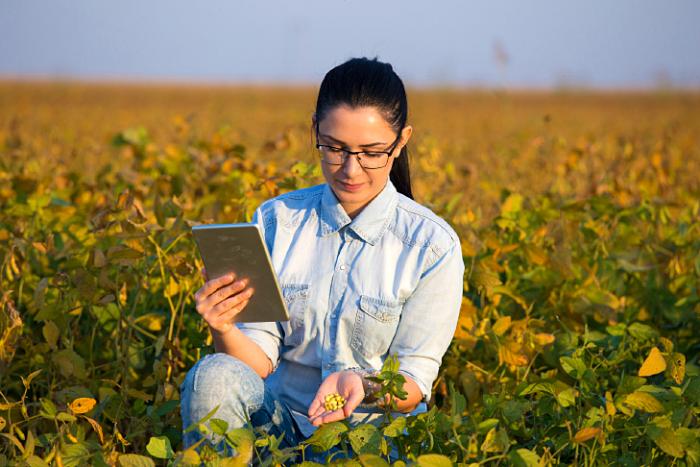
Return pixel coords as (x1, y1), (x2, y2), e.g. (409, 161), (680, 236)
(319, 178), (398, 245)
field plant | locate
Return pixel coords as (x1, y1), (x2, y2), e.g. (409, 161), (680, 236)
(0, 86), (699, 466)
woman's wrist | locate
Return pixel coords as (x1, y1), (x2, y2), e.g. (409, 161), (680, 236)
(347, 368), (382, 406)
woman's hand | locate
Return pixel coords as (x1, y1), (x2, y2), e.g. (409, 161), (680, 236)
(307, 370), (365, 426)
(193, 267), (255, 335)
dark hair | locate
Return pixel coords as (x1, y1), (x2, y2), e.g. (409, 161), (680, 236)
(314, 57), (413, 200)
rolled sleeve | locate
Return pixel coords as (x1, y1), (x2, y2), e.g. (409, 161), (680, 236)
(388, 239), (465, 402)
(235, 203), (284, 372)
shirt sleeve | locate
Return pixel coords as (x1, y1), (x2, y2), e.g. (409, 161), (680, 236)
(235, 203), (284, 373)
(388, 238), (465, 402)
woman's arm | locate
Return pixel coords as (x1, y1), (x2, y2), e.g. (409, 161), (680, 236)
(211, 326), (273, 379)
(194, 270), (277, 379)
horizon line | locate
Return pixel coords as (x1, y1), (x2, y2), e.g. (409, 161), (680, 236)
(1, 73), (699, 93)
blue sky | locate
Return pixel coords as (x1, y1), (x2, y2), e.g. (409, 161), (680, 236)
(1, 0), (699, 88)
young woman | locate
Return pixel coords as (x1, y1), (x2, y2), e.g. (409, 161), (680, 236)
(180, 57), (465, 460)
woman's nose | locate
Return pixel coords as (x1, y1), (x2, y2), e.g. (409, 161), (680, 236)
(342, 153), (364, 177)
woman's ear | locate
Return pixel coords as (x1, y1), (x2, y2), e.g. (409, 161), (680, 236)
(399, 125), (413, 150)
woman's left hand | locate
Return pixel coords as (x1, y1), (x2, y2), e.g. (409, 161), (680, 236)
(308, 370), (365, 426)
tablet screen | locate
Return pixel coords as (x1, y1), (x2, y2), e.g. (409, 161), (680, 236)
(191, 223), (290, 323)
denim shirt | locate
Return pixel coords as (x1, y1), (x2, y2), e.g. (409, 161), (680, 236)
(236, 178), (465, 436)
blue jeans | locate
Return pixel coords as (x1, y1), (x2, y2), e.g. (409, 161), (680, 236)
(180, 353), (344, 464)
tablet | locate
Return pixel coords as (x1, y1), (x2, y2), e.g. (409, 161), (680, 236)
(191, 223), (289, 323)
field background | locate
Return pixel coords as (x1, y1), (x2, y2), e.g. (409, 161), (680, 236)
(1, 83), (699, 466)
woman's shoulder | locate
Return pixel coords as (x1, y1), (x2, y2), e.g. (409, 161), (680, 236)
(391, 193), (461, 255)
(255, 184), (324, 220)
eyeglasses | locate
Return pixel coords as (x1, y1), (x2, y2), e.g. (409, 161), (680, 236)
(315, 128), (402, 170)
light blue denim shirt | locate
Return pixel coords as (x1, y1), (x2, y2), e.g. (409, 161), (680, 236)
(236, 178), (465, 436)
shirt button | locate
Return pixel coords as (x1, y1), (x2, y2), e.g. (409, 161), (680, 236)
(339, 265), (346, 270)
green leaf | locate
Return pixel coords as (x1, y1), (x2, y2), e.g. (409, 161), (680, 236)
(39, 398), (57, 419)
(52, 349), (87, 379)
(509, 448), (540, 467)
(555, 387), (578, 408)
(42, 321), (60, 349)
(25, 455), (49, 467)
(358, 454), (390, 467)
(476, 418), (499, 434)
(118, 454), (156, 467)
(183, 404), (220, 433)
(647, 428), (685, 458)
(56, 412), (77, 422)
(481, 427), (510, 453)
(624, 391), (664, 413)
(684, 377), (700, 404)
(383, 416), (406, 437)
(225, 427), (254, 462)
(416, 454), (453, 467)
(303, 421), (348, 452)
(61, 442), (91, 466)
(627, 322), (659, 341)
(348, 424), (380, 455)
(560, 356), (587, 379)
(145, 436), (173, 459)
(209, 418), (229, 436)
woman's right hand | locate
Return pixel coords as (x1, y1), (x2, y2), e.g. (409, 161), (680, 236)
(194, 267), (255, 335)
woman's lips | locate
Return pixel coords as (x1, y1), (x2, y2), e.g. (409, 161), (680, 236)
(338, 180), (364, 192)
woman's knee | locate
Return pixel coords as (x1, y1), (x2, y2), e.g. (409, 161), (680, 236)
(181, 353), (264, 424)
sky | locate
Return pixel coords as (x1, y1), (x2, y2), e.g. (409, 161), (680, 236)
(1, 0), (699, 89)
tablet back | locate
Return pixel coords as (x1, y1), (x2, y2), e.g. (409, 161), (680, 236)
(191, 223), (289, 323)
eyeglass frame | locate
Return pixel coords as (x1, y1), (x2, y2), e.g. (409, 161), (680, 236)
(314, 121), (403, 170)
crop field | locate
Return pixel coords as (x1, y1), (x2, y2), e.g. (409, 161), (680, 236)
(0, 82), (699, 466)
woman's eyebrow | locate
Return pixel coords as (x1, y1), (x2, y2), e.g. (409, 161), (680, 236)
(319, 133), (387, 148)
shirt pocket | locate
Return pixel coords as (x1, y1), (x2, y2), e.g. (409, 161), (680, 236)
(350, 295), (403, 360)
(280, 283), (310, 347)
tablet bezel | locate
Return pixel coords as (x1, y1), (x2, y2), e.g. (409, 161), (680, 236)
(191, 223), (290, 323)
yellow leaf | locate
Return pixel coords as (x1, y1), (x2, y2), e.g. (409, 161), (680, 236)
(498, 341), (529, 367)
(524, 245), (548, 265)
(69, 397), (96, 414)
(534, 333), (555, 346)
(492, 316), (512, 336)
(605, 391), (616, 416)
(82, 416), (104, 444)
(659, 337), (674, 353)
(116, 430), (131, 446)
(573, 427), (601, 443)
(164, 277), (179, 299)
(624, 391), (664, 413)
(639, 347), (667, 377)
(665, 352), (686, 385)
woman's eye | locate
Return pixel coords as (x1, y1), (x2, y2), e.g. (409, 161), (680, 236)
(327, 147), (344, 154)
(364, 152), (385, 158)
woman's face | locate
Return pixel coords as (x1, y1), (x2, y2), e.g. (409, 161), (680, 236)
(315, 105), (412, 219)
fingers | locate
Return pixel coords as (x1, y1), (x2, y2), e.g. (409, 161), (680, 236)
(310, 408), (346, 426)
(308, 399), (321, 417)
(210, 295), (252, 323)
(343, 387), (364, 418)
(209, 286), (254, 316)
(194, 271), (235, 303)
(205, 278), (251, 309)
(207, 298), (251, 330)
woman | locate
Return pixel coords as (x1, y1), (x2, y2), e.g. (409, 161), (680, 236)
(180, 57), (465, 461)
